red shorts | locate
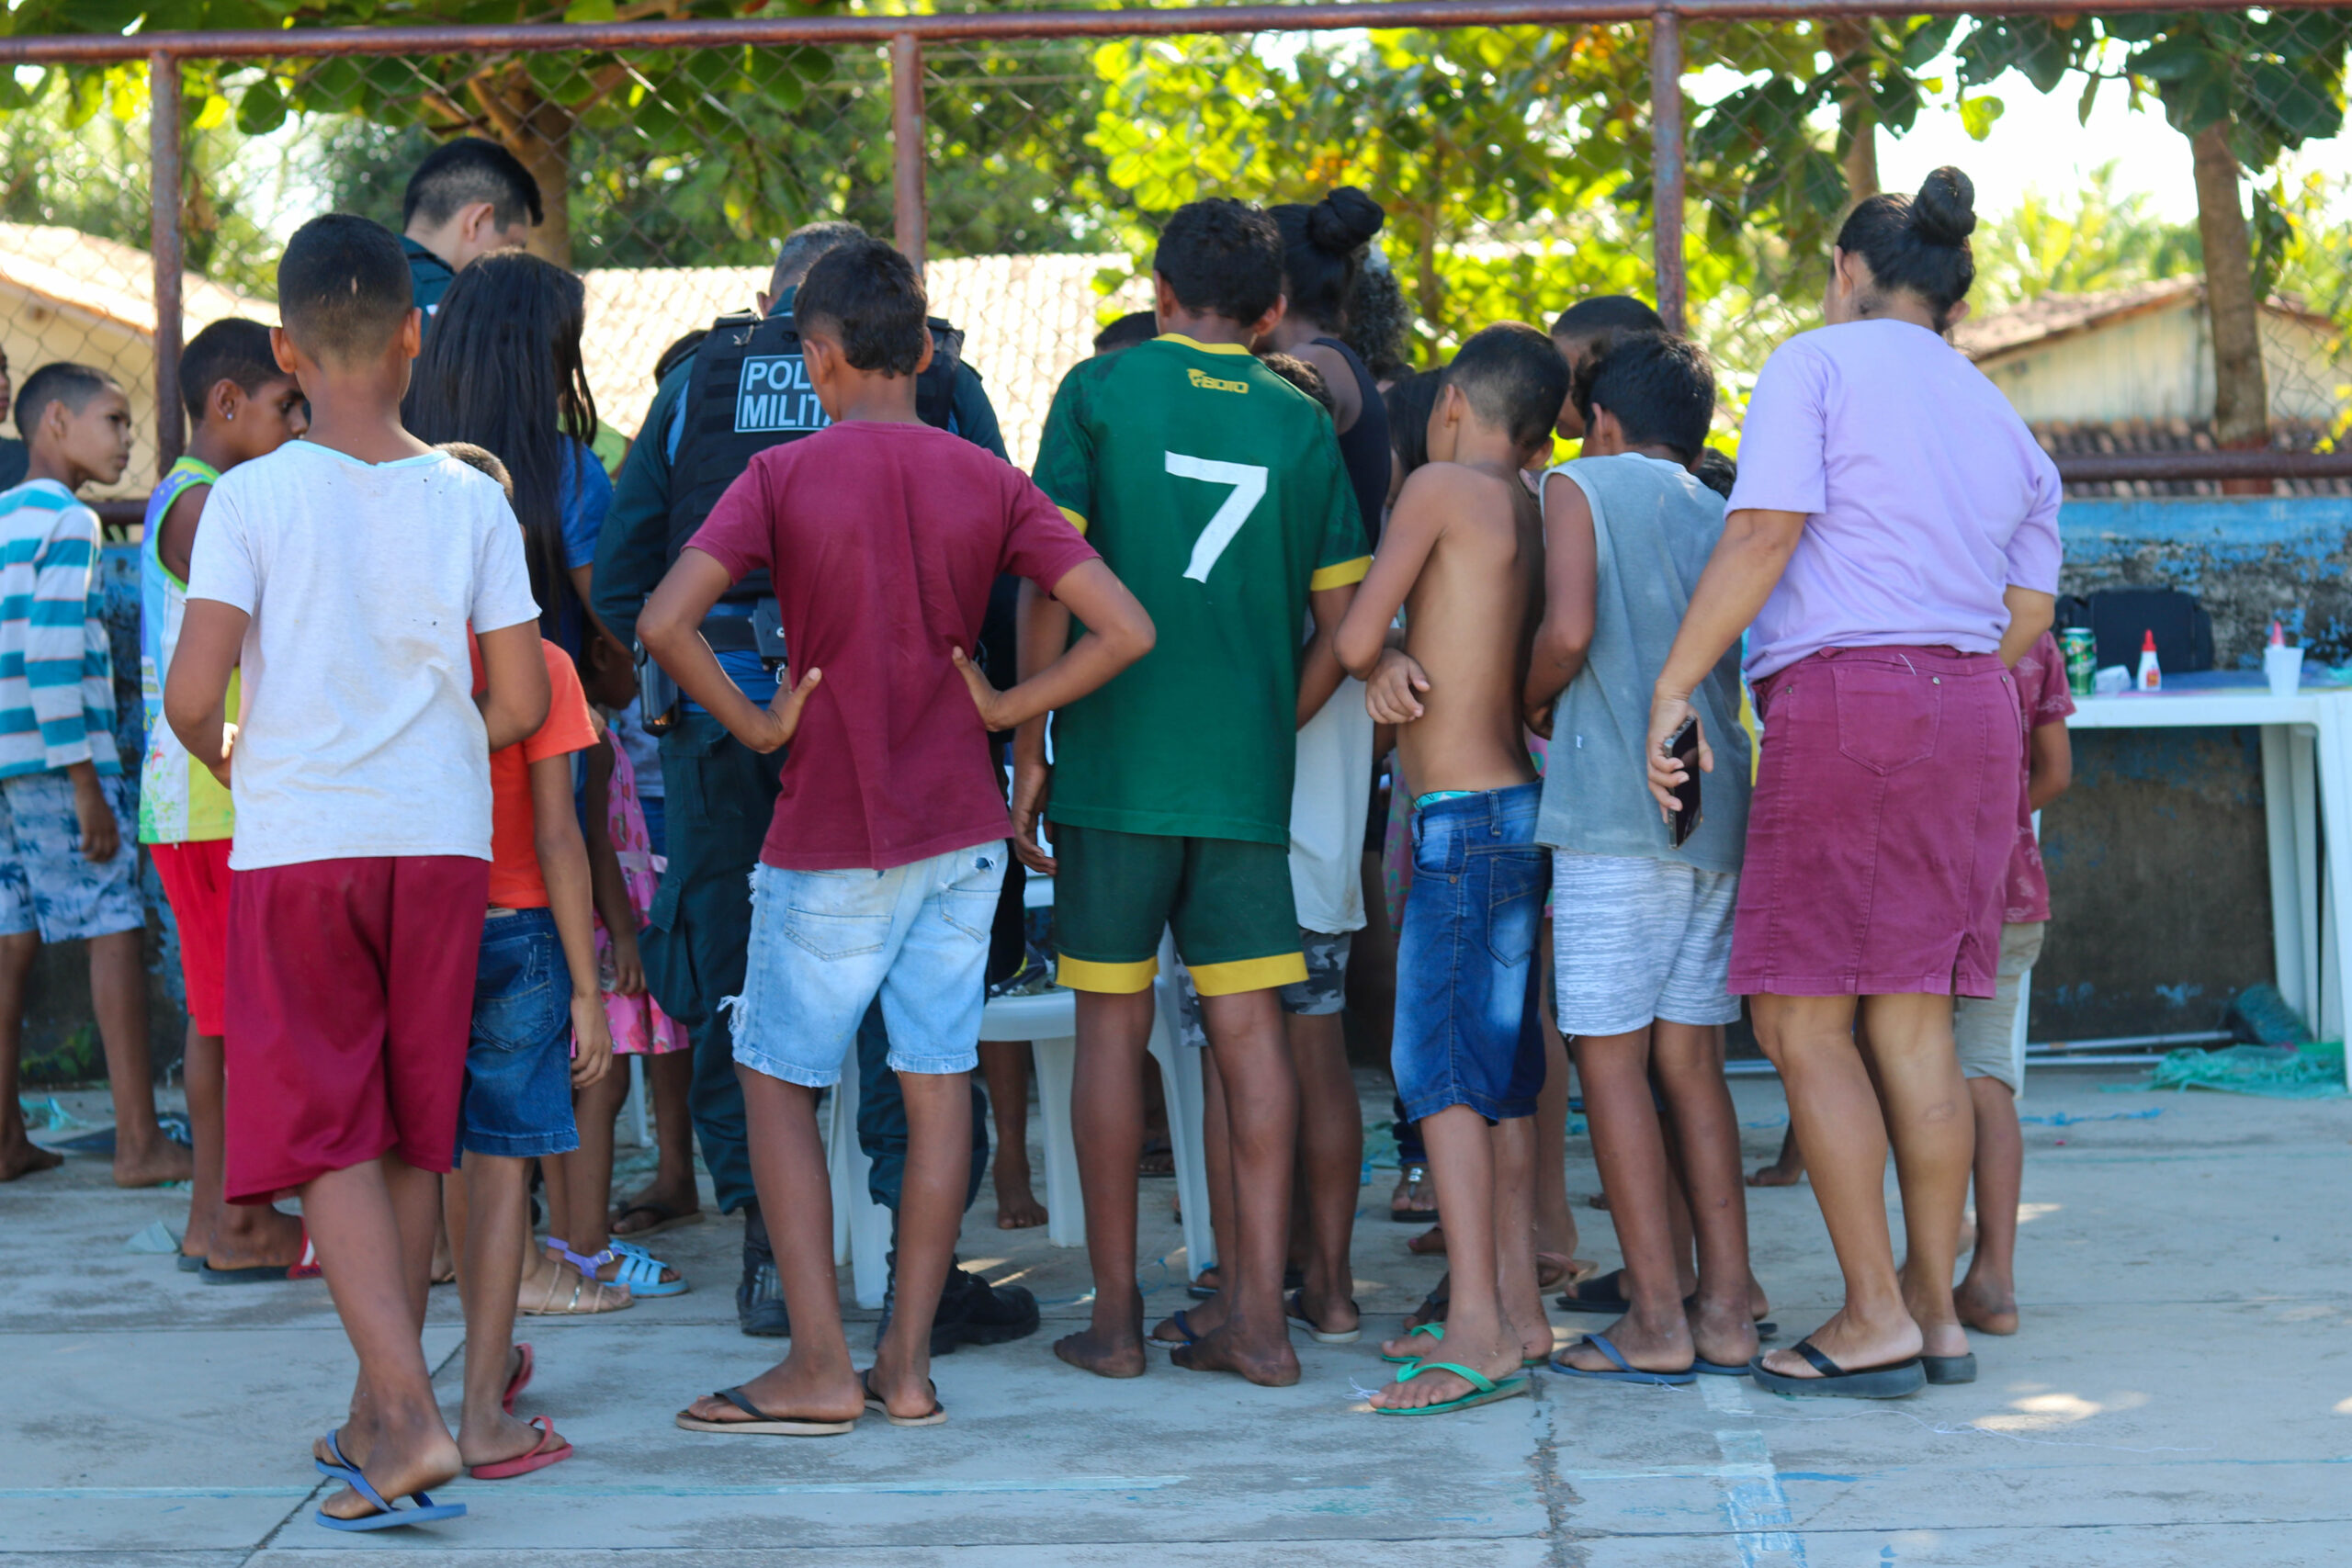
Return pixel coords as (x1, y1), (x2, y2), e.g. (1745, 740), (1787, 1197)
(151, 839), (232, 1037)
(1730, 646), (2020, 1000)
(223, 854), (490, 1205)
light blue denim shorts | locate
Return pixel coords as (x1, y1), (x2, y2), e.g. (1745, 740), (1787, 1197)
(726, 842), (1006, 1088)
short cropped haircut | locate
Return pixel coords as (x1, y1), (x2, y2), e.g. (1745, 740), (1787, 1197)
(793, 238), (929, 377)
(1091, 310), (1159, 355)
(770, 220), (868, 299)
(435, 440), (514, 499)
(14, 362), (117, 439)
(402, 136), (542, 232)
(1154, 199), (1283, 327)
(279, 215), (415, 365)
(1442, 323), (1570, 451)
(1260, 352), (1336, 418)
(1577, 333), (1715, 465)
(1552, 295), (1665, 345)
(1693, 447), (1737, 500)
(178, 319), (283, 424)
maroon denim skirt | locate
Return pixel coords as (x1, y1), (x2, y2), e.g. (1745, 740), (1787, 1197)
(1728, 646), (2020, 999)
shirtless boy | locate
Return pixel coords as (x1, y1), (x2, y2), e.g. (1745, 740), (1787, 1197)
(1335, 322), (1570, 1415)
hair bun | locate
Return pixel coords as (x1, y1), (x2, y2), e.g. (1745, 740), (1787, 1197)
(1306, 186), (1385, 254)
(1911, 166), (1977, 246)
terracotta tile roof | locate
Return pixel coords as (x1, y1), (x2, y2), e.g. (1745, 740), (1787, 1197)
(2036, 419), (2352, 498)
(1957, 278), (2335, 364)
(0, 221), (275, 336)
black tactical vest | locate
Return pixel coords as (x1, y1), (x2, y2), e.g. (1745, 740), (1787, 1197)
(665, 310), (966, 602)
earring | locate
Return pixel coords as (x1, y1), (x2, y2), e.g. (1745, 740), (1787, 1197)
(224, 410), (233, 420)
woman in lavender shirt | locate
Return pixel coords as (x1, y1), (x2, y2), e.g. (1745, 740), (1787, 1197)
(1645, 168), (2061, 1398)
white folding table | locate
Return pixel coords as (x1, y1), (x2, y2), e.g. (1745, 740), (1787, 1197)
(2065, 677), (2352, 1084)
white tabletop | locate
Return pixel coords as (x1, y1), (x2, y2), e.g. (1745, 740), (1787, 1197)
(2067, 681), (2346, 729)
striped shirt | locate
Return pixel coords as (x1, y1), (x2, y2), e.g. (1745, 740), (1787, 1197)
(0, 480), (119, 780)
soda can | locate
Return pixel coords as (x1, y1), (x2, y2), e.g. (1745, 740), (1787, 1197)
(2062, 627), (2097, 695)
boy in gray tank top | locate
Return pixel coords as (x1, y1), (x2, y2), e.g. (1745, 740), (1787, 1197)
(1522, 333), (1766, 1384)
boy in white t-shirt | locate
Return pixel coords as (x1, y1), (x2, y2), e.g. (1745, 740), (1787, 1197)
(165, 215), (548, 1533)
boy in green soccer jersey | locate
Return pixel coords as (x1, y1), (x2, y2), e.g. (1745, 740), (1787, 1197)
(1015, 199), (1368, 1387)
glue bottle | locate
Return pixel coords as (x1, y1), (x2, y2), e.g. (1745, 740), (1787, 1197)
(2136, 629), (2162, 692)
(2271, 619), (2288, 649)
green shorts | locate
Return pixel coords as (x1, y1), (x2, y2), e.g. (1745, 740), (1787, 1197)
(1053, 823), (1305, 997)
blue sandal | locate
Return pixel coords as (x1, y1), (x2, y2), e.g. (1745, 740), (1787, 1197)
(311, 1430), (466, 1532)
(564, 1243), (687, 1297)
(1548, 1332), (1697, 1385)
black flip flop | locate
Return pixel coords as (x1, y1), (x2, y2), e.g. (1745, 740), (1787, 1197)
(1555, 1269), (1629, 1314)
(1921, 1352), (1976, 1385)
(1390, 1163), (1438, 1224)
(1748, 1338), (1925, 1399)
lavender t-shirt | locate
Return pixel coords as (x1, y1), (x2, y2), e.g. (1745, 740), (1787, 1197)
(1727, 320), (2063, 680)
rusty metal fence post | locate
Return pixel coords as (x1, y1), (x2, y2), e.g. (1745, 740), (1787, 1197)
(148, 51), (185, 477)
(891, 31), (929, 275)
(1647, 9), (1685, 336)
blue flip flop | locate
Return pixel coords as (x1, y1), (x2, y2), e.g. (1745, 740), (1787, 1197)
(1148, 1309), (1202, 1348)
(1548, 1333), (1697, 1385)
(311, 1430), (466, 1532)
(1693, 1357), (1752, 1376)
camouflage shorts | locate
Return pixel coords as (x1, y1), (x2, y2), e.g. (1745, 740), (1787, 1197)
(1176, 928), (1352, 1046)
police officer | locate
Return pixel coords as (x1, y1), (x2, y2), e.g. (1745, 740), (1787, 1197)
(592, 221), (1039, 1348)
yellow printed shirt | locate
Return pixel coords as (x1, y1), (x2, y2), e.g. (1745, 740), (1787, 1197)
(1031, 334), (1369, 846)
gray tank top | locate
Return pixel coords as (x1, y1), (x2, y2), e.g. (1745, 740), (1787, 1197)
(1534, 454), (1750, 874)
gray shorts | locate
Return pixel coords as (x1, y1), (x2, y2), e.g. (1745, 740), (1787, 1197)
(1953, 921), (2043, 1095)
(1550, 851), (1740, 1036)
(1176, 928), (1351, 1046)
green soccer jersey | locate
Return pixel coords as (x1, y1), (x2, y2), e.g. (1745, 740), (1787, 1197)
(1032, 333), (1369, 845)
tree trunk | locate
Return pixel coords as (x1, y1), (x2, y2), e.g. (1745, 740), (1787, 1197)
(510, 96), (573, 269)
(1826, 18), (1879, 206)
(2192, 119), (2267, 478)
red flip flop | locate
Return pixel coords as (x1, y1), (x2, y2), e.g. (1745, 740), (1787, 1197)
(469, 1416), (571, 1479)
(288, 1226), (322, 1280)
(502, 1343), (535, 1416)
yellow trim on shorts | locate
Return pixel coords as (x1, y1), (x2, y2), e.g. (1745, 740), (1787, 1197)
(1309, 557), (1371, 592)
(1188, 952), (1308, 997)
(1057, 505), (1089, 537)
(1057, 953), (1158, 993)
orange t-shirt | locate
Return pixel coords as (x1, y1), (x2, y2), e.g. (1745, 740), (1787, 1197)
(474, 637), (598, 909)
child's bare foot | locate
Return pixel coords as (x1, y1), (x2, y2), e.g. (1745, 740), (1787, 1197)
(864, 1348), (941, 1422)
(1153, 1287), (1228, 1347)
(1954, 1274), (2018, 1336)
(1370, 1323), (1517, 1410)
(610, 1182), (702, 1239)
(201, 1207), (306, 1271)
(1406, 1223), (1446, 1256)
(1899, 1268), (1971, 1359)
(112, 1137), (193, 1188)
(1054, 1322), (1148, 1380)
(1748, 1128), (1804, 1187)
(458, 1407), (556, 1472)
(1554, 1306), (1693, 1374)
(0, 1137), (62, 1181)
(991, 1145), (1046, 1230)
(319, 1414), (460, 1523)
(1170, 1318), (1300, 1387)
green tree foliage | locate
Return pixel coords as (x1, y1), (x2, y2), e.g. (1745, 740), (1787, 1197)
(1971, 162), (2200, 310)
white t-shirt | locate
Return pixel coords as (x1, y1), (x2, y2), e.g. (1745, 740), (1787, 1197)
(185, 443), (540, 871)
(1289, 673), (1372, 935)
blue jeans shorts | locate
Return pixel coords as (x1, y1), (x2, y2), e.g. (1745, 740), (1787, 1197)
(0, 771), (141, 942)
(726, 842), (1006, 1088)
(1392, 782), (1546, 1123)
(460, 908), (581, 1160)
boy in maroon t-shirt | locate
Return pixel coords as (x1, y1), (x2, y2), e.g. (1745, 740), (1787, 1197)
(639, 239), (1153, 1434)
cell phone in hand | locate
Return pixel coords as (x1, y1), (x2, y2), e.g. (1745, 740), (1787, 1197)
(1667, 716), (1702, 849)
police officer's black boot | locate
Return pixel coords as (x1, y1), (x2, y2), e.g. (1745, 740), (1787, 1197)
(737, 1201), (789, 1337)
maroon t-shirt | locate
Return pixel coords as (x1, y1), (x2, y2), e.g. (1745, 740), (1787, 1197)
(688, 420), (1098, 872)
(2005, 631), (2076, 923)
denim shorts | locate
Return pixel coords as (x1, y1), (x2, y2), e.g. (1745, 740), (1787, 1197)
(1392, 782), (1546, 1123)
(460, 908), (581, 1160)
(0, 771), (141, 942)
(726, 842), (1006, 1088)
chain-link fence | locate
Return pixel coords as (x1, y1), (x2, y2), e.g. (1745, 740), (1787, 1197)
(6, 3), (2352, 501)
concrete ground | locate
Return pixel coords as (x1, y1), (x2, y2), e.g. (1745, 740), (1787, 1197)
(4, 1066), (2347, 1566)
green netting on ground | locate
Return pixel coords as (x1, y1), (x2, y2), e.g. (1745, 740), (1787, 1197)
(2148, 1043), (2347, 1099)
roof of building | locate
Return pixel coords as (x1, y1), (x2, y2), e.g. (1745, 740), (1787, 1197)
(2035, 418), (2352, 500)
(1957, 277), (2335, 365)
(0, 221), (274, 337)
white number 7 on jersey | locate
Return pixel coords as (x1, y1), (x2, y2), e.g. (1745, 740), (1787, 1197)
(1165, 452), (1269, 582)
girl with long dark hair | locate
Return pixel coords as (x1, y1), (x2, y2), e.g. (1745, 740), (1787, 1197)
(407, 250), (607, 654)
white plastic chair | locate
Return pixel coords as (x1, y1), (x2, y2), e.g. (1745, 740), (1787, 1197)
(989, 929), (1214, 1278)
(824, 1063), (895, 1310)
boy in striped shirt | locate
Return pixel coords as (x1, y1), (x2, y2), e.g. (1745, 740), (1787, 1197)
(0, 363), (189, 1188)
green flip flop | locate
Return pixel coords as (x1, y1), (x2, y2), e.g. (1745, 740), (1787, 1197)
(1383, 1321), (1446, 1364)
(1373, 1359), (1530, 1417)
